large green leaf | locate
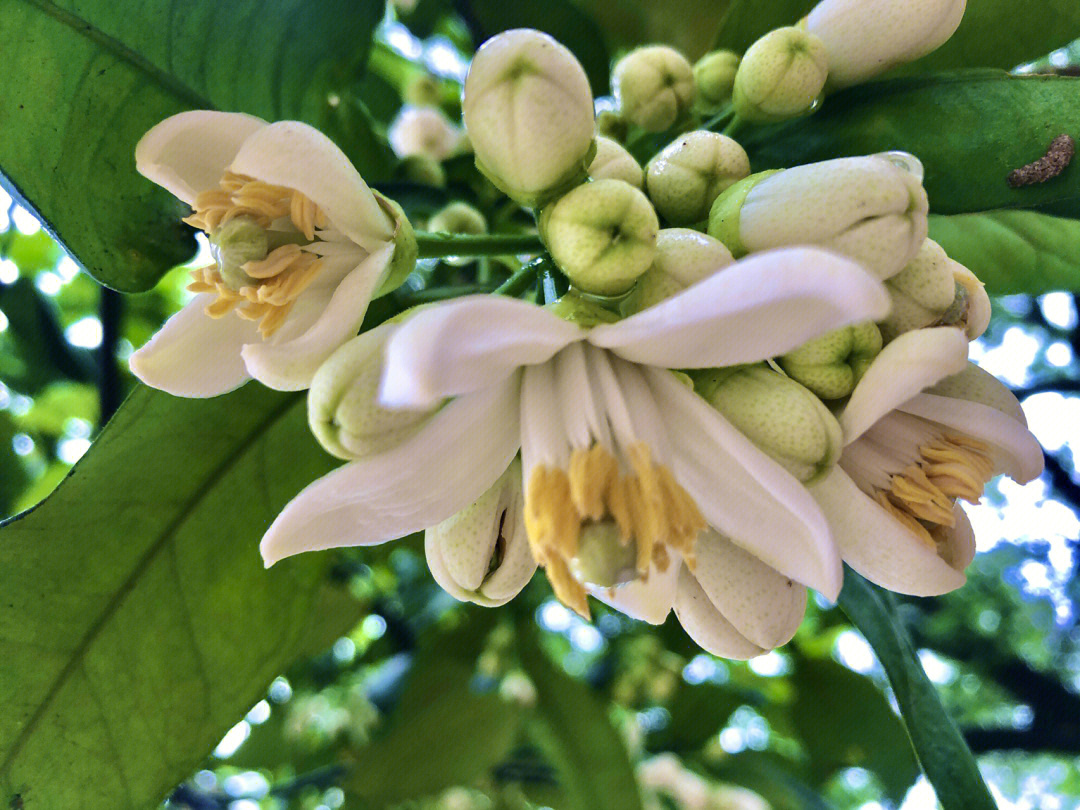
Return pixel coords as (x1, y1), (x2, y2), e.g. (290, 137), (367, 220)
(0, 0), (386, 292)
(837, 570), (996, 810)
(740, 71), (1080, 216)
(929, 210), (1080, 295)
(0, 383), (344, 810)
(520, 631), (643, 810)
(713, 0), (815, 53)
(576, 0), (731, 61)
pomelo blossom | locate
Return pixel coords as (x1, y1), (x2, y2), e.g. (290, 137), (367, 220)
(810, 327), (1043, 595)
(130, 110), (415, 395)
(260, 247), (891, 656)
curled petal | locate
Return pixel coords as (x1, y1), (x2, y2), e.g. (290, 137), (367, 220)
(588, 563), (679, 625)
(674, 565), (767, 660)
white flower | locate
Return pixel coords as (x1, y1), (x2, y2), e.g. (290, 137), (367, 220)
(260, 248), (890, 656)
(810, 327), (1044, 596)
(388, 106), (464, 162)
(130, 110), (414, 396)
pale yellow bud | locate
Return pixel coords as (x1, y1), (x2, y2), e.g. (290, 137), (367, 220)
(388, 106), (462, 161)
(694, 50), (740, 111)
(590, 136), (645, 188)
(628, 229), (733, 311)
(733, 27), (828, 123)
(612, 45), (696, 132)
(779, 321), (883, 399)
(645, 131), (750, 226)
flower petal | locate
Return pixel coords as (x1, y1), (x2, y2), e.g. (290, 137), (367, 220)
(647, 367), (843, 600)
(691, 530), (807, 649)
(928, 362), (1027, 424)
(588, 563), (678, 625)
(241, 245), (392, 391)
(129, 293), (258, 397)
(135, 110), (267, 205)
(841, 327), (969, 444)
(589, 248), (889, 368)
(380, 296), (583, 410)
(260, 374), (521, 566)
(809, 467), (967, 596)
(674, 565), (767, 660)
(898, 392), (1044, 484)
(229, 120), (394, 252)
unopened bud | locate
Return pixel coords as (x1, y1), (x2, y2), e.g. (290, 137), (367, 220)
(645, 131), (750, 226)
(209, 216), (269, 289)
(779, 321), (882, 399)
(463, 29), (595, 206)
(694, 50), (740, 112)
(627, 229), (733, 311)
(395, 155), (447, 187)
(698, 365), (842, 483)
(733, 27), (828, 123)
(372, 191), (419, 297)
(403, 74), (442, 108)
(388, 106), (463, 161)
(807, 0), (967, 88)
(590, 136), (644, 188)
(596, 109), (629, 142)
(571, 522), (638, 588)
(425, 459), (537, 606)
(542, 179), (659, 296)
(951, 264), (990, 340)
(547, 290), (620, 327)
(427, 202), (488, 266)
(612, 45), (695, 132)
(708, 154), (928, 280)
(307, 322), (431, 460)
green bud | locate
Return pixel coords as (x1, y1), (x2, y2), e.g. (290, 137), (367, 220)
(879, 238), (957, 341)
(428, 202), (487, 236)
(596, 109), (629, 142)
(733, 27), (828, 123)
(542, 179), (659, 296)
(779, 322), (883, 400)
(546, 289), (621, 327)
(372, 191), (419, 298)
(395, 155), (447, 187)
(700, 364), (843, 483)
(626, 229), (733, 312)
(571, 522), (638, 588)
(705, 170), (780, 256)
(209, 216), (268, 290)
(589, 136), (644, 188)
(645, 131), (750, 226)
(403, 74), (442, 107)
(693, 50), (740, 111)
(612, 45), (696, 132)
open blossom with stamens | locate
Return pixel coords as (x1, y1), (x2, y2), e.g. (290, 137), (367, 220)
(259, 247), (890, 655)
(130, 110), (416, 396)
(809, 327), (1044, 595)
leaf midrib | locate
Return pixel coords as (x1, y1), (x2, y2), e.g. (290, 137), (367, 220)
(0, 388), (303, 780)
(17, 0), (213, 109)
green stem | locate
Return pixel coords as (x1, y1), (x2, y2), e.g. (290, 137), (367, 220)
(837, 570), (997, 810)
(415, 231), (544, 259)
(702, 103), (736, 131)
(494, 257), (547, 297)
(721, 115), (745, 138)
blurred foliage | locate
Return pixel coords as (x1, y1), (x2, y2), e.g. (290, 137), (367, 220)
(1, 3), (1079, 810)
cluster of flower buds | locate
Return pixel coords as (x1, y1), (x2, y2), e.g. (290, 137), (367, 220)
(129, 0), (1042, 662)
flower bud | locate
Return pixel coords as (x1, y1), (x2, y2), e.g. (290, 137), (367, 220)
(547, 290), (621, 327)
(542, 179), (659, 296)
(697, 365), (842, 483)
(694, 50), (740, 112)
(427, 202), (488, 266)
(645, 131), (750, 226)
(307, 322), (431, 460)
(463, 29), (595, 206)
(372, 191), (420, 297)
(779, 321), (882, 399)
(589, 136), (644, 188)
(388, 106), (463, 161)
(806, 0), (967, 88)
(627, 229), (733, 311)
(395, 155), (447, 187)
(733, 27), (828, 123)
(425, 459), (538, 606)
(596, 109), (629, 142)
(612, 45), (695, 132)
(403, 74), (442, 108)
(570, 521), (639, 588)
(708, 154), (928, 280)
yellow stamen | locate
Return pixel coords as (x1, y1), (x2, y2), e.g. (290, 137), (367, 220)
(524, 442), (706, 618)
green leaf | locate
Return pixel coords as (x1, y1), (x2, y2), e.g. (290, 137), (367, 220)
(790, 656), (920, 801)
(711, 752), (837, 810)
(0, 383), (345, 810)
(929, 210), (1080, 295)
(519, 632), (643, 810)
(740, 71), (1080, 216)
(459, 0), (612, 95)
(646, 681), (742, 753)
(576, 0), (731, 62)
(713, 0), (815, 53)
(900, 0), (1080, 74)
(837, 570), (996, 810)
(0, 0), (386, 292)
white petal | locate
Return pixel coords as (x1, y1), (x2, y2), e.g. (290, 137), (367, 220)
(425, 530), (485, 604)
(242, 246), (392, 391)
(898, 393), (1045, 484)
(589, 248), (889, 368)
(647, 368), (843, 600)
(674, 565), (766, 660)
(809, 467), (967, 596)
(260, 374), (522, 566)
(135, 110), (267, 205)
(129, 294), (257, 397)
(951, 505), (977, 572)
(841, 327), (969, 444)
(691, 530), (807, 649)
(380, 296), (582, 410)
(589, 564), (678, 625)
(929, 363), (1027, 424)
(229, 120), (394, 252)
